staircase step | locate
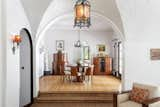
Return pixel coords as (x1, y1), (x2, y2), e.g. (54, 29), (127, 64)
(35, 92), (114, 103)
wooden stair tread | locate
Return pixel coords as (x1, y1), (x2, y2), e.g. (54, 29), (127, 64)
(35, 92), (114, 103)
(37, 97), (113, 100)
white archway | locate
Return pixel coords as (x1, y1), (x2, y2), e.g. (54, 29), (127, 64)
(34, 12), (125, 96)
(36, 12), (125, 46)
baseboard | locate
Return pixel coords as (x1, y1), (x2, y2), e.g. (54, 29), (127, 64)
(24, 102), (33, 107)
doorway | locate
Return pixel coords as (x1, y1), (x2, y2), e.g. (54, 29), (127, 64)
(36, 13), (124, 93)
(20, 28), (33, 106)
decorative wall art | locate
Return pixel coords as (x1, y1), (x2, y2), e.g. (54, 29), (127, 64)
(97, 44), (106, 57)
(150, 49), (160, 60)
(97, 44), (106, 52)
(56, 40), (64, 51)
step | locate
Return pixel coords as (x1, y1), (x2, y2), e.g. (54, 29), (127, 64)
(35, 92), (115, 103)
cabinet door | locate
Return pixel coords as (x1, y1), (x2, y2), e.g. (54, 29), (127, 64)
(93, 58), (99, 74)
(105, 58), (112, 75)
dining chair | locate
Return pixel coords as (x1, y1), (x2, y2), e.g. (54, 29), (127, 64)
(61, 63), (71, 82)
(85, 65), (94, 82)
(70, 66), (80, 82)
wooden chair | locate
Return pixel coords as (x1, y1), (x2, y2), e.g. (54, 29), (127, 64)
(70, 66), (78, 82)
(60, 69), (65, 82)
(85, 65), (94, 82)
(70, 66), (82, 82)
(61, 63), (71, 82)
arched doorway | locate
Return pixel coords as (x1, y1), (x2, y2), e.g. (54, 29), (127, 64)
(34, 12), (125, 95)
(20, 28), (33, 106)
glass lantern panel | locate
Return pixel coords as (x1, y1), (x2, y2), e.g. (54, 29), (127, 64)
(76, 5), (84, 18)
(84, 5), (90, 18)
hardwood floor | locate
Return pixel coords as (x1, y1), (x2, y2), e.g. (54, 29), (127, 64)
(39, 75), (121, 93)
(31, 76), (120, 107)
(31, 102), (113, 107)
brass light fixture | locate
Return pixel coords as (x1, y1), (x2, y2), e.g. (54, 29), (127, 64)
(74, 0), (91, 28)
(74, 29), (82, 48)
(12, 35), (22, 54)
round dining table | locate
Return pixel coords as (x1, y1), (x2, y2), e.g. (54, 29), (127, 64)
(67, 64), (89, 82)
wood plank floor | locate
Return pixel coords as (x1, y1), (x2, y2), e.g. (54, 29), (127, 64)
(39, 75), (121, 93)
(31, 102), (113, 107)
(31, 76), (120, 107)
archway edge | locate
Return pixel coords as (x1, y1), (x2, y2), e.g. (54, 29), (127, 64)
(35, 11), (125, 48)
(34, 12), (125, 96)
(21, 28), (33, 41)
(20, 28), (34, 103)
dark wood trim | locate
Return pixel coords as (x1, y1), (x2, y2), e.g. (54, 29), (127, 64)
(142, 104), (148, 107)
(115, 91), (160, 107)
(118, 90), (131, 94)
(142, 97), (160, 107)
(22, 28), (34, 104)
(121, 90), (131, 93)
(114, 75), (121, 80)
(113, 90), (131, 107)
(23, 102), (32, 107)
(113, 93), (118, 107)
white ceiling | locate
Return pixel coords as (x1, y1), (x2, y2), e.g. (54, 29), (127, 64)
(49, 15), (113, 32)
(20, 0), (123, 35)
(20, 0), (53, 33)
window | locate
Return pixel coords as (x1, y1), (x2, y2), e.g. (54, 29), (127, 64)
(83, 46), (90, 60)
(118, 42), (123, 74)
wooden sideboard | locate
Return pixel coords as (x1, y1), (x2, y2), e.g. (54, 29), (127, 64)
(52, 52), (67, 75)
(93, 56), (112, 75)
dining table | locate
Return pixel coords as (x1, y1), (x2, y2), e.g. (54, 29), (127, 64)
(67, 64), (90, 82)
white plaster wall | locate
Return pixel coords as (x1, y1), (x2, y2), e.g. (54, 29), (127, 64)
(41, 29), (113, 71)
(34, 0), (124, 96)
(5, 0), (31, 106)
(116, 0), (160, 89)
(0, 0), (2, 106)
(21, 0), (52, 36)
(0, 0), (7, 106)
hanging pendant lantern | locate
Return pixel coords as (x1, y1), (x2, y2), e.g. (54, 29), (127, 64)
(74, 40), (81, 48)
(74, 0), (91, 28)
(74, 29), (82, 48)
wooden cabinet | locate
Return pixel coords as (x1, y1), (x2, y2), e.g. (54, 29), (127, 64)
(93, 56), (112, 75)
(52, 52), (67, 75)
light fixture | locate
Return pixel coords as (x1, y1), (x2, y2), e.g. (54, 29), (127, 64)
(12, 35), (22, 54)
(74, 29), (82, 48)
(74, 0), (91, 28)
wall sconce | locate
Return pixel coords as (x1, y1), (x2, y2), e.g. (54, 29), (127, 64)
(12, 35), (22, 54)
